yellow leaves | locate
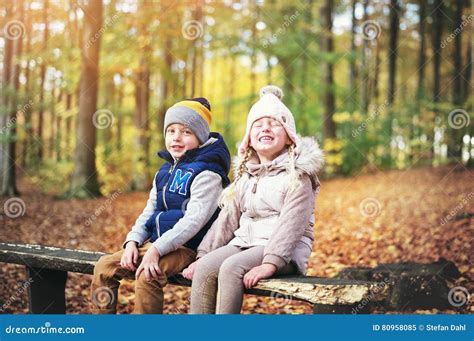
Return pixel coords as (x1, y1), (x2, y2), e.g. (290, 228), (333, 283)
(323, 138), (344, 152)
(324, 138), (344, 174)
(332, 111), (352, 124)
(332, 111), (364, 124)
(326, 153), (343, 166)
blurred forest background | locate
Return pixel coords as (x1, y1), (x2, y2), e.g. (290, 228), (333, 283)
(0, 0), (472, 198)
(1, 0), (473, 314)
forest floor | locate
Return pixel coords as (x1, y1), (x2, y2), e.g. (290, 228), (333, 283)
(1, 164), (473, 314)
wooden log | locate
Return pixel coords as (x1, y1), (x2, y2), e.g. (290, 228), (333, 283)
(26, 267), (67, 314)
(0, 242), (390, 308)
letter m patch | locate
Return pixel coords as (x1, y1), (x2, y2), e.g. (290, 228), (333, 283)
(169, 169), (192, 195)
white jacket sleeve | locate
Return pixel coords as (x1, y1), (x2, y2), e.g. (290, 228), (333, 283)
(152, 171), (223, 256)
(123, 172), (158, 248)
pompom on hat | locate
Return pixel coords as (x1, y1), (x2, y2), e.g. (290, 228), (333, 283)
(238, 85), (300, 157)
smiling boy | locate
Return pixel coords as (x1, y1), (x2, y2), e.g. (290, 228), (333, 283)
(91, 97), (231, 314)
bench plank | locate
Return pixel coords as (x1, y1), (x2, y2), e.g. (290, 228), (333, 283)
(0, 242), (389, 307)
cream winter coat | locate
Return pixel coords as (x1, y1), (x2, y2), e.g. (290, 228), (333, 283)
(196, 137), (324, 274)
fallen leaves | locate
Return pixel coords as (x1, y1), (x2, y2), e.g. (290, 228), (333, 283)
(1, 165), (472, 314)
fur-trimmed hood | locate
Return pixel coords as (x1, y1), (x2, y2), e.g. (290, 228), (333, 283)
(235, 136), (324, 190)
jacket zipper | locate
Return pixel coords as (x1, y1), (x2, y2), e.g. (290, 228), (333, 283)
(155, 211), (163, 238)
(162, 159), (179, 211)
(248, 175), (260, 243)
(251, 175), (261, 193)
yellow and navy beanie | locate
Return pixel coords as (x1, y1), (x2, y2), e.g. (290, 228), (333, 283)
(164, 97), (212, 144)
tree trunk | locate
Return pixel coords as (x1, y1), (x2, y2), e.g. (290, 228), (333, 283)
(55, 90), (62, 162)
(249, 1), (258, 106)
(69, 0), (103, 198)
(373, 38), (381, 103)
(430, 0), (444, 162)
(298, 0), (313, 134)
(462, 42), (471, 104)
(452, 0), (463, 105)
(65, 93), (73, 161)
(116, 83), (123, 152)
(1, 1), (17, 196)
(416, 0), (426, 101)
(133, 59), (151, 190)
(22, 0), (33, 168)
(387, 0), (400, 106)
(349, 0), (358, 111)
(447, 0), (465, 160)
(36, 0), (49, 162)
(190, 5), (203, 98)
(102, 77), (115, 159)
(432, 0), (444, 104)
(157, 39), (173, 151)
(49, 82), (56, 159)
(360, 0), (370, 114)
(322, 0), (336, 140)
(224, 56), (236, 144)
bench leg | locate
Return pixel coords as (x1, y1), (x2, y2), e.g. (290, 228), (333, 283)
(313, 303), (370, 314)
(26, 267), (67, 314)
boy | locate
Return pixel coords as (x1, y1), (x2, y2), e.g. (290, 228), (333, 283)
(91, 97), (230, 314)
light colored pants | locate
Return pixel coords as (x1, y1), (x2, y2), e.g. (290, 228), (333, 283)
(190, 244), (296, 314)
(91, 242), (196, 314)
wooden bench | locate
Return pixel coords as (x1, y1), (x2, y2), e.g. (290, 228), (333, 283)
(0, 242), (391, 314)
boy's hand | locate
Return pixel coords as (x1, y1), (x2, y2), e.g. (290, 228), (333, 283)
(182, 261), (197, 280)
(243, 264), (277, 289)
(120, 241), (139, 271)
(135, 246), (162, 282)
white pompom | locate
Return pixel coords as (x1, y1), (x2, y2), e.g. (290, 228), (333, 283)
(259, 85), (284, 100)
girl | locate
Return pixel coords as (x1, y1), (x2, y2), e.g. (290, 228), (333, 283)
(182, 85), (324, 314)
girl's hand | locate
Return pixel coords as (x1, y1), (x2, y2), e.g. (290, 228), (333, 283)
(243, 263), (277, 289)
(182, 261), (197, 280)
(120, 241), (139, 271)
(135, 246), (162, 282)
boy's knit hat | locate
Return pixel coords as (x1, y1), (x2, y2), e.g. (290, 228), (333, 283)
(238, 85), (300, 157)
(164, 97), (212, 144)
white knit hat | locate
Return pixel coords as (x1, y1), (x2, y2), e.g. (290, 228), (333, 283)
(238, 85), (300, 157)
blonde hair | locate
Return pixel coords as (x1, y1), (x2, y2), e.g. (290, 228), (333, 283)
(287, 144), (301, 192)
(218, 148), (253, 209)
(219, 144), (301, 210)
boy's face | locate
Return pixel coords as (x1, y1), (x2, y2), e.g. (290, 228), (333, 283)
(165, 123), (200, 160)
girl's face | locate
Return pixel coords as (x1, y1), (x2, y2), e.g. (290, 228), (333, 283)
(249, 117), (290, 163)
(165, 123), (200, 159)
